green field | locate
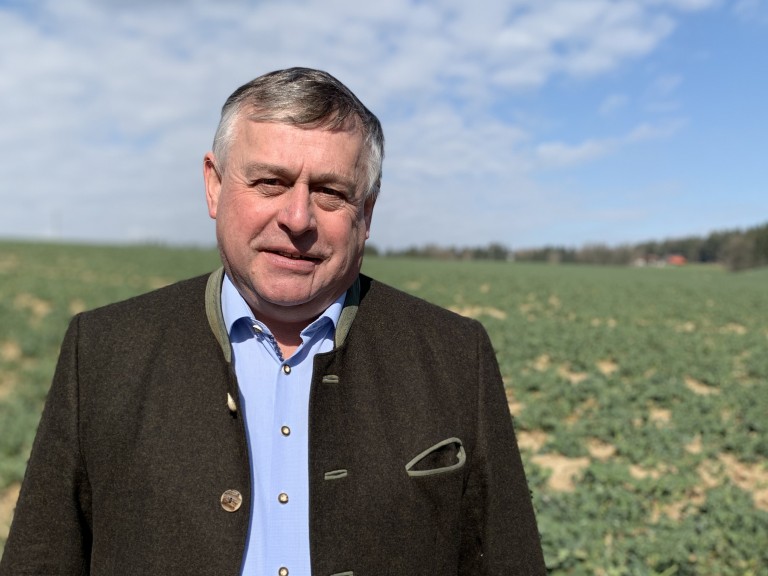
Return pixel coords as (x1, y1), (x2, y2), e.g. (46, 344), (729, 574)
(1, 241), (767, 574)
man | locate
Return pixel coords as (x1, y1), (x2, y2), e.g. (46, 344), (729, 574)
(1, 68), (545, 575)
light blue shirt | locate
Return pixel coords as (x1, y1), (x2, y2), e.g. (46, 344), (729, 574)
(221, 275), (343, 576)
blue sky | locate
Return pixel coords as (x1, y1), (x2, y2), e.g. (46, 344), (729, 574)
(1, 0), (766, 250)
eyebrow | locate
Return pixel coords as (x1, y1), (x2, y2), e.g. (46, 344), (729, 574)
(243, 162), (292, 181)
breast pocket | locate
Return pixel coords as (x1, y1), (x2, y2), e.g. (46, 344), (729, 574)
(405, 437), (466, 477)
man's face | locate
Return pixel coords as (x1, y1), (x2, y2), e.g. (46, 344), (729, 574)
(204, 118), (374, 326)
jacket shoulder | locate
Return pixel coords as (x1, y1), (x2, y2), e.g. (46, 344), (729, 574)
(78, 272), (211, 325)
(358, 274), (485, 338)
(70, 273), (214, 354)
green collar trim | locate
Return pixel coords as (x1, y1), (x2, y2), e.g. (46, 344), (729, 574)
(205, 268), (231, 363)
(204, 267), (361, 363)
(335, 275), (360, 348)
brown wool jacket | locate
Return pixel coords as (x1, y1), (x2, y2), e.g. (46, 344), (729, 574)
(1, 270), (546, 575)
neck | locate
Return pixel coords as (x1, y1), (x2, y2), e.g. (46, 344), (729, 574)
(261, 318), (310, 359)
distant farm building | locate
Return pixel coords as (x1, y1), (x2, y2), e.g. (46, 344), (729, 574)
(632, 254), (687, 267)
(666, 254), (687, 266)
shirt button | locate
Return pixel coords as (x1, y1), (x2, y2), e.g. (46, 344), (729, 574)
(278, 492), (289, 504)
(281, 425), (291, 436)
(252, 323), (263, 333)
(278, 568), (289, 576)
(220, 489), (242, 512)
(282, 364), (291, 375)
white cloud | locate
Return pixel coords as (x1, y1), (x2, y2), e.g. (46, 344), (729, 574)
(599, 93), (629, 116)
(536, 139), (617, 168)
(732, 0), (768, 22)
(650, 73), (683, 96)
(534, 118), (682, 169)
(0, 0), (728, 248)
(626, 119), (684, 142)
(652, 0), (721, 11)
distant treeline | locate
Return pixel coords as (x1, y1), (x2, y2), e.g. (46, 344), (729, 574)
(369, 221), (768, 272)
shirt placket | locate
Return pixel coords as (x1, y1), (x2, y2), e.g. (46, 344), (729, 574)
(265, 334), (315, 576)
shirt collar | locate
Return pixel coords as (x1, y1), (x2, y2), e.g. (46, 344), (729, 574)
(220, 273), (345, 337)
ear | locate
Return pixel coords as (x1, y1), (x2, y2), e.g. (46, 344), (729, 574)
(363, 194), (376, 239)
(203, 152), (222, 219)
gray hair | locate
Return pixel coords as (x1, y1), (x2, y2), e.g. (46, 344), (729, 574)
(212, 67), (384, 201)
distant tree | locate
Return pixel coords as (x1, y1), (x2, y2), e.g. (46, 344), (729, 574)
(576, 243), (634, 265)
(380, 221), (768, 271)
(472, 243), (510, 261)
(751, 223), (768, 267)
(514, 246), (574, 263)
(698, 231), (731, 262)
(721, 234), (756, 271)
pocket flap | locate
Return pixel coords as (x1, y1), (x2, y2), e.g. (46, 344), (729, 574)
(405, 437), (466, 477)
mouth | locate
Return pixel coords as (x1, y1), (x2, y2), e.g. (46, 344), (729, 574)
(272, 250), (323, 263)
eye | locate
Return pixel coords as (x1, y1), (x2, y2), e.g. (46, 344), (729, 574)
(250, 178), (287, 195)
(319, 187), (344, 197)
(253, 178), (280, 187)
(313, 187), (350, 210)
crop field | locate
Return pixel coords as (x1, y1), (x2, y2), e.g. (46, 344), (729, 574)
(1, 241), (767, 574)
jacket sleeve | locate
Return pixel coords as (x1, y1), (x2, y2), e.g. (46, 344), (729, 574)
(458, 321), (546, 575)
(0, 315), (92, 575)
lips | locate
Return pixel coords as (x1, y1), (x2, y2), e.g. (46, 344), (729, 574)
(271, 250), (322, 263)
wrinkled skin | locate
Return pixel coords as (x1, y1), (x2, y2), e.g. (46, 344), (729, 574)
(204, 119), (374, 351)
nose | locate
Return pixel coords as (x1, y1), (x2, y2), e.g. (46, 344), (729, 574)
(276, 184), (316, 236)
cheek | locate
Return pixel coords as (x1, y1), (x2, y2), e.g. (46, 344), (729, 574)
(325, 215), (365, 251)
(221, 196), (270, 237)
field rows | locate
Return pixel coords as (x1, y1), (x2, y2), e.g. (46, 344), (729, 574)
(1, 243), (767, 574)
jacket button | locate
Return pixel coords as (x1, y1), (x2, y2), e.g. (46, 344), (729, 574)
(278, 568), (289, 576)
(278, 492), (289, 504)
(220, 489), (242, 512)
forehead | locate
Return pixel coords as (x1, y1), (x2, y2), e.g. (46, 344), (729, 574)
(231, 119), (366, 177)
